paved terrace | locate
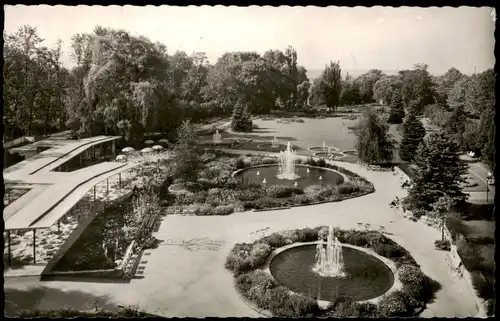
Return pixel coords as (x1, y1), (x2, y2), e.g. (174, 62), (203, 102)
(3, 136), (125, 231)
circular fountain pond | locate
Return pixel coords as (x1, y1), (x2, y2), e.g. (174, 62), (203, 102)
(235, 165), (344, 187)
(269, 244), (395, 302)
(256, 143), (289, 151)
(313, 151), (345, 158)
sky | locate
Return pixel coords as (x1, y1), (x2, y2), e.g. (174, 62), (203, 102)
(4, 5), (496, 76)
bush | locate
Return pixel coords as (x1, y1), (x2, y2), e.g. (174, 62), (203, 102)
(235, 157), (247, 170)
(434, 239), (451, 251)
(213, 204), (235, 215)
(316, 158), (327, 167)
(251, 197), (284, 209)
(293, 194), (313, 204)
(196, 203), (213, 215)
(250, 243), (273, 267)
(263, 233), (289, 248)
(266, 185), (302, 198)
(338, 182), (360, 195)
(295, 227), (319, 242)
(470, 271), (495, 300)
(378, 290), (410, 317)
(305, 157), (317, 166)
(262, 157), (278, 164)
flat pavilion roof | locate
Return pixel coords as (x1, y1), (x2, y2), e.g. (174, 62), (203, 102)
(3, 135), (138, 231)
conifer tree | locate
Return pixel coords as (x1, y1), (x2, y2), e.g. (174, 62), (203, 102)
(404, 131), (468, 211)
(387, 89), (405, 124)
(399, 112), (426, 162)
(355, 108), (395, 164)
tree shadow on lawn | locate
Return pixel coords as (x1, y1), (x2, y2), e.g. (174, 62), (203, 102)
(4, 286), (119, 316)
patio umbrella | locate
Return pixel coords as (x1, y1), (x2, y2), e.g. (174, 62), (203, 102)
(158, 139), (169, 144)
(116, 154), (127, 162)
(122, 147), (135, 153)
(152, 145), (164, 151)
(141, 147), (154, 153)
(144, 140), (154, 145)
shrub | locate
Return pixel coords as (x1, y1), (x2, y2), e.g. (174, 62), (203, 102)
(295, 227), (320, 242)
(262, 157), (278, 164)
(378, 290), (409, 317)
(305, 157), (317, 166)
(213, 204), (235, 215)
(235, 157), (247, 170)
(249, 243), (273, 267)
(263, 233), (289, 248)
(266, 185), (295, 198)
(281, 293), (319, 317)
(197, 203), (213, 216)
(470, 271), (495, 300)
(293, 194), (313, 204)
(338, 182), (360, 195)
(374, 243), (405, 260)
(316, 158), (327, 167)
(266, 286), (291, 315)
(251, 197), (283, 209)
(434, 239), (451, 251)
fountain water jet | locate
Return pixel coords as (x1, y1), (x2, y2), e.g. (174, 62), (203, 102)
(313, 226), (346, 277)
(277, 142), (300, 180)
(213, 130), (222, 144)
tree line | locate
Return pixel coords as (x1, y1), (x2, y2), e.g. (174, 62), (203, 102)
(3, 25), (495, 165)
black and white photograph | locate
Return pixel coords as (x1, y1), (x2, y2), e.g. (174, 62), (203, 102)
(2, 4), (496, 318)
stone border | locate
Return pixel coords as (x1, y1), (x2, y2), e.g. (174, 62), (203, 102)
(313, 151), (346, 159)
(262, 241), (401, 308)
(256, 143), (288, 150)
(308, 146), (340, 153)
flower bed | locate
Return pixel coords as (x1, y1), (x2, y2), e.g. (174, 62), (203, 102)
(225, 227), (438, 317)
(168, 153), (374, 215)
(53, 185), (162, 273)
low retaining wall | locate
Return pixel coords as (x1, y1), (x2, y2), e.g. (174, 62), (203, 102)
(442, 226), (487, 317)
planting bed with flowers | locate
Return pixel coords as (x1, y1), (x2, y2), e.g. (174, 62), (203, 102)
(225, 226), (439, 317)
(167, 153), (374, 215)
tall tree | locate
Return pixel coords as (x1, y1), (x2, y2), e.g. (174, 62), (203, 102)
(173, 120), (201, 185)
(318, 61), (342, 112)
(387, 88), (405, 124)
(355, 69), (384, 103)
(404, 131), (468, 211)
(434, 67), (465, 107)
(399, 64), (435, 114)
(354, 108), (395, 164)
(444, 104), (468, 151)
(373, 75), (402, 105)
(399, 112), (426, 161)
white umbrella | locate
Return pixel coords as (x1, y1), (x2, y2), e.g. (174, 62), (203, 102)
(152, 145), (164, 151)
(116, 154), (127, 162)
(144, 140), (154, 145)
(158, 139), (169, 144)
(141, 147), (154, 153)
(122, 147), (135, 153)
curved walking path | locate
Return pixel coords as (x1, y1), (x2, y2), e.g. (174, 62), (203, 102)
(4, 157), (479, 317)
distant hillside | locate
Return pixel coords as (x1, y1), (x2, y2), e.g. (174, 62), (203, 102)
(306, 69), (400, 80)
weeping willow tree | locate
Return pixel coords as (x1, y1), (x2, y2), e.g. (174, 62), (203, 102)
(354, 108), (395, 164)
(79, 27), (172, 140)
